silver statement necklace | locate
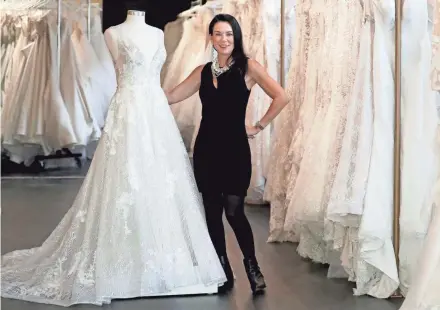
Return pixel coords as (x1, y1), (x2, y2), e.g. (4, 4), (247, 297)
(211, 57), (234, 78)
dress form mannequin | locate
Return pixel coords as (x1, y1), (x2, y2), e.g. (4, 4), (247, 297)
(0, 9), (228, 306)
(100, 9), (222, 298)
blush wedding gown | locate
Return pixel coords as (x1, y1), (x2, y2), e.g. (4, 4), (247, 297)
(1, 24), (226, 307)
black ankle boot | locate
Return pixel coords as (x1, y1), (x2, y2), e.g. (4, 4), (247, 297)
(218, 255), (234, 293)
(243, 258), (266, 294)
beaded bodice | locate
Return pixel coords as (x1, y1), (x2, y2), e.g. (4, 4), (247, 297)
(111, 26), (166, 91)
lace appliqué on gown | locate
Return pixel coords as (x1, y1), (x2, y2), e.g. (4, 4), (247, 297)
(265, 0), (311, 242)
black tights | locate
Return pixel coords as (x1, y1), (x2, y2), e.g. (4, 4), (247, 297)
(202, 192), (256, 260)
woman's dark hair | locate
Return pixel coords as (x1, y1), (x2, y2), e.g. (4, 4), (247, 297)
(208, 14), (248, 75)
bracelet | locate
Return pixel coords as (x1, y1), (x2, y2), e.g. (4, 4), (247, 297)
(255, 121), (265, 131)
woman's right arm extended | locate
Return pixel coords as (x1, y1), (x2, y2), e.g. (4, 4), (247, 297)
(164, 65), (204, 105)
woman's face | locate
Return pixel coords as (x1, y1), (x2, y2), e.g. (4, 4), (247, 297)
(211, 21), (234, 57)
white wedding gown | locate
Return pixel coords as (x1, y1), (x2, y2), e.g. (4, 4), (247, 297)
(398, 0), (440, 295)
(1, 24), (226, 307)
(399, 1), (440, 308)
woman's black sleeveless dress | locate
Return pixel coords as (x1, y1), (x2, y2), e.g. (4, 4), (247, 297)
(193, 62), (251, 196)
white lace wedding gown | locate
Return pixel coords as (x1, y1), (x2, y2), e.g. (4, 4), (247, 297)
(1, 24), (226, 307)
(264, 0), (311, 242)
(262, 0), (296, 132)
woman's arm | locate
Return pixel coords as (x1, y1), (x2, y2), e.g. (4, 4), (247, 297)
(164, 65), (204, 105)
(246, 59), (288, 137)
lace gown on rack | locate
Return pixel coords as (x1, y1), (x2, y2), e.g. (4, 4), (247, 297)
(262, 0), (296, 86)
(162, 7), (213, 153)
(1, 24), (226, 307)
(222, 0), (271, 204)
(266, 0), (340, 245)
(321, 0), (376, 282)
(264, 0), (311, 242)
(332, 0), (398, 297)
(289, 0), (362, 255)
(262, 0), (296, 131)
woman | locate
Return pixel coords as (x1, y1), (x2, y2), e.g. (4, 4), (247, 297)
(165, 14), (288, 294)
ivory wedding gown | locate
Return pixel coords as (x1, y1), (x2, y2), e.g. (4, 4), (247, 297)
(162, 6), (214, 153)
(399, 0), (440, 307)
(398, 0), (440, 295)
(1, 24), (226, 307)
(264, 0), (311, 242)
(262, 0), (296, 133)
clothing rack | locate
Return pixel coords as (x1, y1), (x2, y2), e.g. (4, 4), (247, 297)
(1, 0), (97, 170)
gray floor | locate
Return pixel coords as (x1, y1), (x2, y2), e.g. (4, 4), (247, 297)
(1, 177), (404, 310)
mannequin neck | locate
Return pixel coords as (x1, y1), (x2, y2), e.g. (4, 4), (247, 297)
(125, 10), (146, 25)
